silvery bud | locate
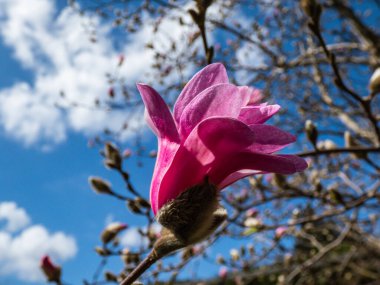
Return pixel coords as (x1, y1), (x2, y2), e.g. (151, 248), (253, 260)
(229, 249), (240, 261)
(101, 222), (128, 244)
(40, 256), (61, 283)
(305, 120), (318, 147)
(244, 217), (262, 228)
(104, 142), (122, 169)
(216, 254), (226, 264)
(369, 67), (380, 94)
(89, 177), (113, 195)
(104, 271), (118, 282)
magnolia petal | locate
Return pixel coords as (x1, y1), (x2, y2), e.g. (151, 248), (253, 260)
(150, 140), (180, 214)
(155, 146), (208, 214)
(185, 117), (256, 165)
(238, 86), (262, 105)
(209, 152), (308, 187)
(179, 84), (248, 139)
(174, 63), (229, 124)
(137, 83), (179, 142)
(155, 117), (256, 212)
(248, 125), (296, 153)
(239, 104), (280, 125)
(219, 170), (263, 189)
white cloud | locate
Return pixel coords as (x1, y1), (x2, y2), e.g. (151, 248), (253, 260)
(0, 0), (200, 148)
(120, 224), (161, 249)
(0, 202), (77, 282)
(0, 202), (31, 232)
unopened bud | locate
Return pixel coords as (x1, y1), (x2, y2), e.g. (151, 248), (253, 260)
(244, 217), (262, 228)
(272, 174), (287, 188)
(284, 253), (292, 266)
(104, 142), (122, 169)
(108, 87), (115, 98)
(218, 267), (228, 279)
(122, 149), (132, 158)
(245, 208), (259, 218)
(118, 54), (125, 66)
(135, 197), (150, 209)
(40, 256), (61, 283)
(369, 67), (380, 94)
(344, 131), (366, 159)
(300, 0), (322, 23)
(101, 222), (128, 244)
(317, 139), (337, 150)
(328, 187), (345, 205)
(95, 246), (110, 256)
(127, 200), (142, 214)
(216, 254), (226, 264)
(104, 271), (118, 282)
(305, 120), (318, 147)
(89, 177), (113, 195)
(229, 249), (240, 261)
(275, 226), (288, 239)
(149, 150), (157, 158)
(247, 244), (255, 256)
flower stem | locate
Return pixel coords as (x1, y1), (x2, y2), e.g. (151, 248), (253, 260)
(119, 251), (158, 285)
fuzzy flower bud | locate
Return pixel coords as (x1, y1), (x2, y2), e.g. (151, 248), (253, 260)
(244, 217), (262, 228)
(317, 139), (337, 150)
(216, 254), (226, 265)
(305, 120), (318, 147)
(89, 177), (113, 195)
(122, 148), (132, 158)
(369, 67), (380, 94)
(229, 249), (240, 261)
(101, 222), (128, 244)
(245, 208), (259, 218)
(108, 87), (115, 98)
(118, 54), (125, 66)
(104, 142), (122, 169)
(95, 246), (110, 256)
(104, 271), (118, 282)
(40, 256), (61, 283)
(275, 226), (288, 239)
(219, 267), (228, 279)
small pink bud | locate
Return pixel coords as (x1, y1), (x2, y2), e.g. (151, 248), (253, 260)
(264, 174), (273, 183)
(122, 148), (132, 158)
(275, 226), (288, 239)
(40, 255), (61, 282)
(219, 267), (228, 279)
(101, 222), (128, 244)
(229, 249), (240, 261)
(245, 208), (259, 218)
(108, 87), (115, 98)
(118, 54), (125, 66)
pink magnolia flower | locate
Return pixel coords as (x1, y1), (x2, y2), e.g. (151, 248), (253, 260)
(40, 255), (61, 282)
(137, 63), (307, 215)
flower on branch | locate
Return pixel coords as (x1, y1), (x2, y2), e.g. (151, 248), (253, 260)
(122, 63), (307, 284)
(137, 63), (307, 217)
